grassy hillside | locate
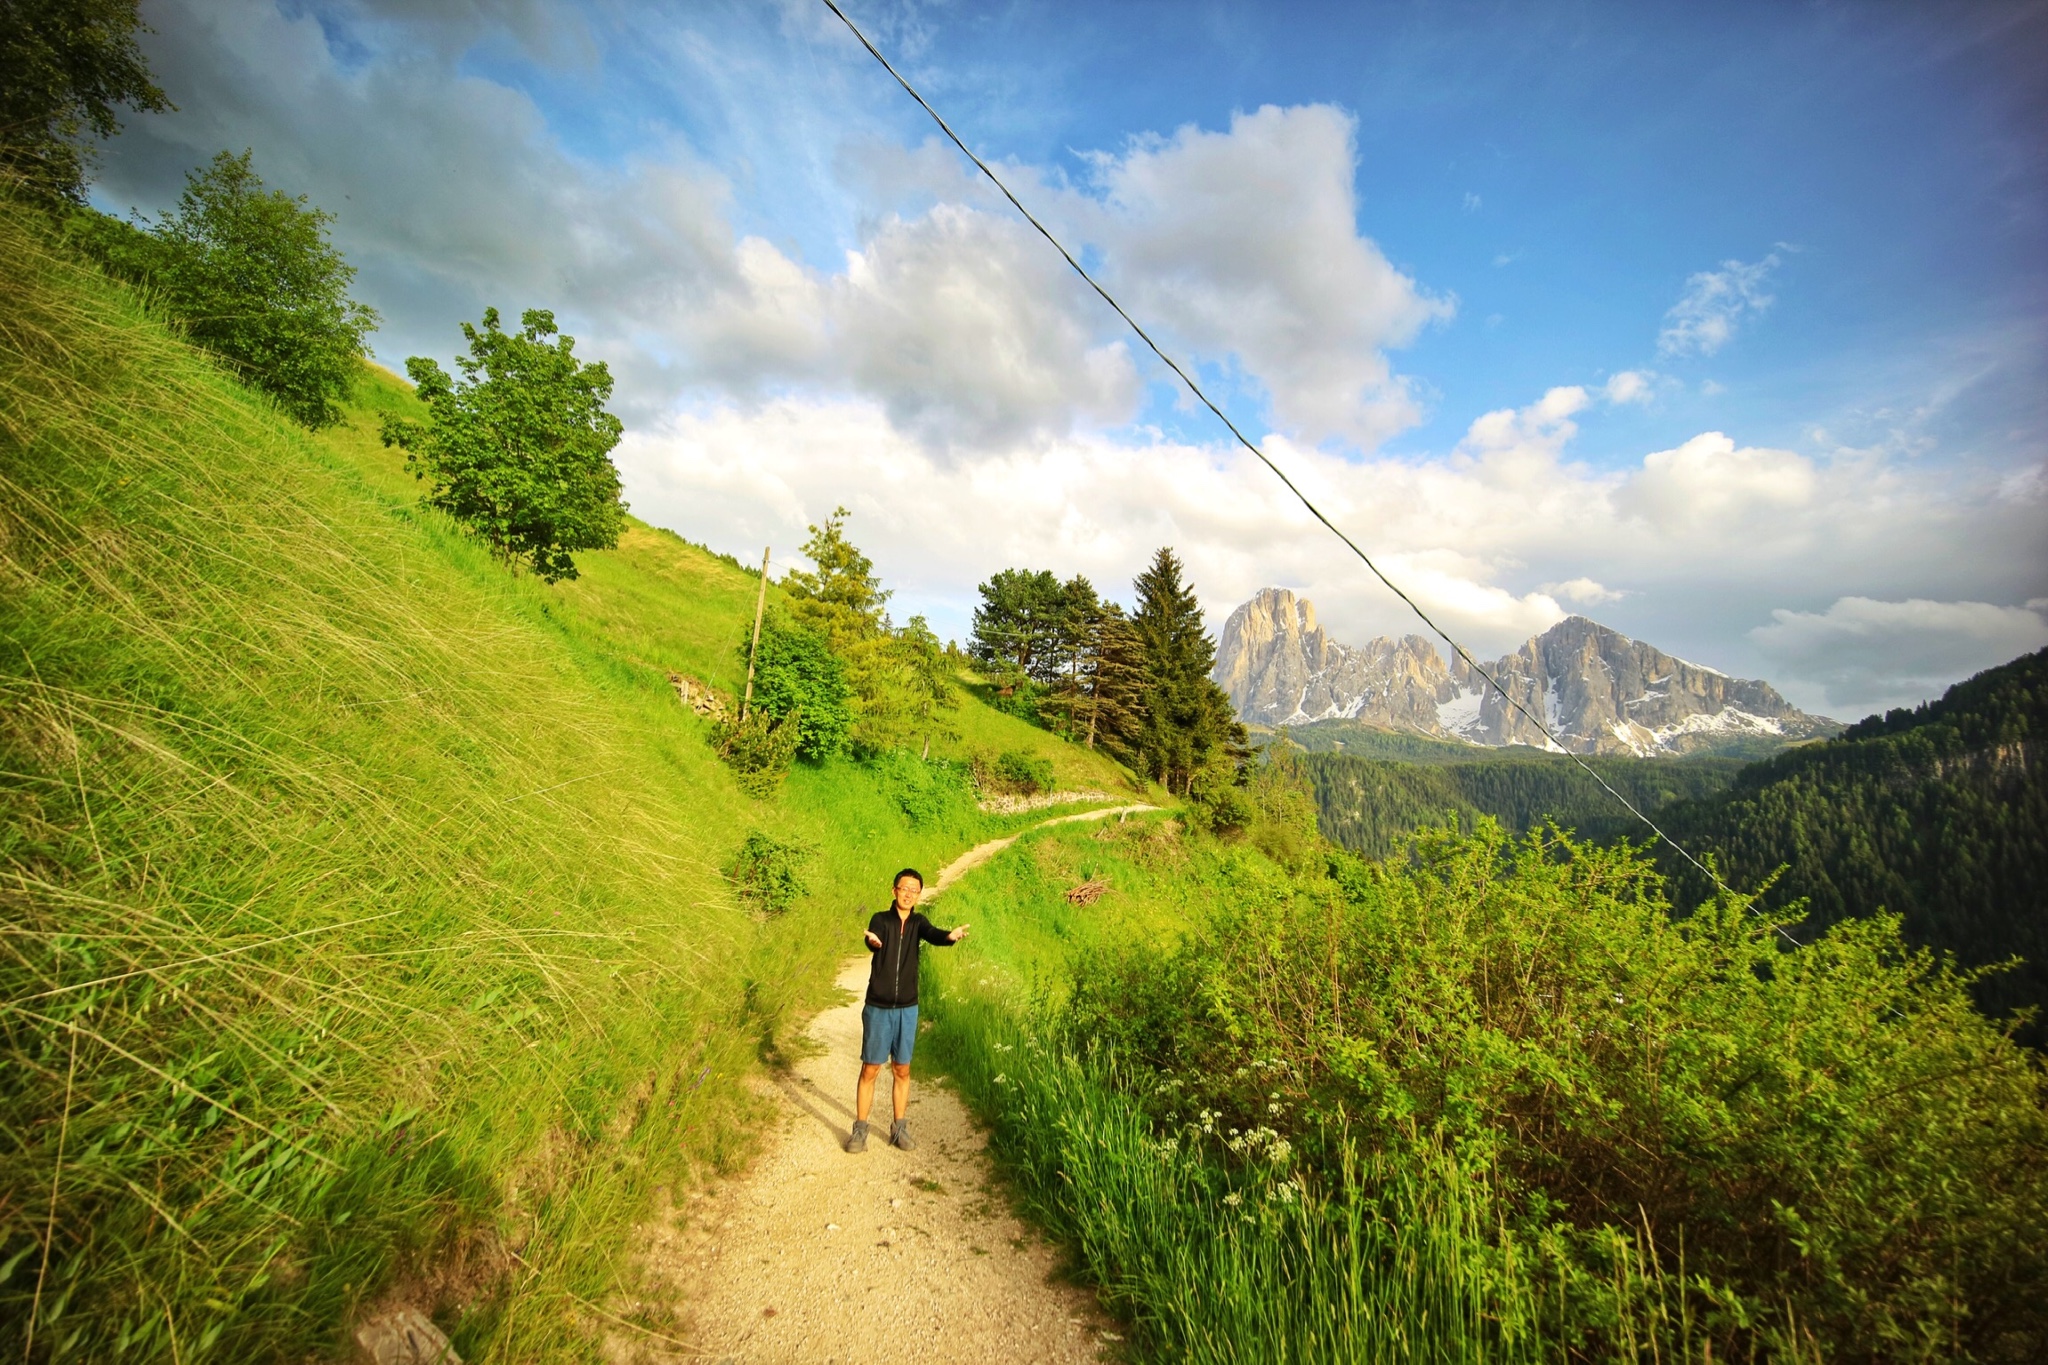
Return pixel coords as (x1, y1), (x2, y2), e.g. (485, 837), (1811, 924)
(0, 199), (1141, 1362)
(1659, 647), (2048, 1042)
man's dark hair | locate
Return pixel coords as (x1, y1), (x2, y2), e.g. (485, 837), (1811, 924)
(893, 867), (923, 888)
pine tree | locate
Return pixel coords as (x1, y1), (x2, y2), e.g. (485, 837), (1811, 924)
(970, 567), (1065, 681)
(1041, 574), (1103, 741)
(1086, 603), (1150, 762)
(783, 505), (890, 646)
(1130, 547), (1243, 793)
(897, 614), (960, 759)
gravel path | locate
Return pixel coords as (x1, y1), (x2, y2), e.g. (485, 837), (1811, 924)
(627, 807), (1153, 1364)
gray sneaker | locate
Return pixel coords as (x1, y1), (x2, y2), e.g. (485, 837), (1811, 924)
(845, 1120), (870, 1154)
(890, 1119), (916, 1151)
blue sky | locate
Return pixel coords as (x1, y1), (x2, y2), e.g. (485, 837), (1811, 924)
(99, 0), (2048, 714)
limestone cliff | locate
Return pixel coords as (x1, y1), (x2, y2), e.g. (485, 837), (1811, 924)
(1214, 588), (1836, 755)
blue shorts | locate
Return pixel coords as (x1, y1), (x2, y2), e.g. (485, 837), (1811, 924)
(860, 1004), (918, 1066)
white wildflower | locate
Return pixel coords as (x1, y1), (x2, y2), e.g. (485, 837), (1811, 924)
(1222, 1191), (1242, 1207)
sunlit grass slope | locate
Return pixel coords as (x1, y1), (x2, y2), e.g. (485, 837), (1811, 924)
(0, 202), (1137, 1362)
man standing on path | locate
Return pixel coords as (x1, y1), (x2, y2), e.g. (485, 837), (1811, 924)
(847, 868), (968, 1154)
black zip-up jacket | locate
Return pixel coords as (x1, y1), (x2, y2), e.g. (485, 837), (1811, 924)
(864, 908), (957, 1008)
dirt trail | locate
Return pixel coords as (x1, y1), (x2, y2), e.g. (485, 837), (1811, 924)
(625, 805), (1155, 1364)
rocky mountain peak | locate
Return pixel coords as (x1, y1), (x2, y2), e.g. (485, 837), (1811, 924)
(1214, 591), (1836, 756)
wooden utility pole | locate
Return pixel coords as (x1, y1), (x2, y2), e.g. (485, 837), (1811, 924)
(740, 546), (770, 722)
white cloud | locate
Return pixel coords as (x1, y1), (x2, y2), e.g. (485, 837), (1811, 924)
(621, 380), (2046, 699)
(1658, 252), (1781, 357)
(1602, 370), (1654, 404)
(105, 18), (1443, 454)
(830, 204), (1141, 446)
(104, 0), (781, 419)
(94, 4), (2048, 712)
(1076, 104), (1454, 450)
(1543, 577), (1627, 605)
(1751, 597), (2048, 712)
(1616, 432), (1817, 532)
(1463, 191), (1482, 211)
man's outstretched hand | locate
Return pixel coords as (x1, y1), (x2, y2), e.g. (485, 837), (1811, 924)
(948, 925), (970, 943)
(865, 930), (883, 949)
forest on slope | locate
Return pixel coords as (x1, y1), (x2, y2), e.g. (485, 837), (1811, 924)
(1659, 648), (2048, 1040)
(1284, 649), (2048, 1044)
(1292, 740), (1743, 856)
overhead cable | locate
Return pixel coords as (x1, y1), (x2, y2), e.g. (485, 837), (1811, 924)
(816, 0), (1784, 936)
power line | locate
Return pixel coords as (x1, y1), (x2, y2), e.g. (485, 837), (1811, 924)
(816, 0), (1789, 941)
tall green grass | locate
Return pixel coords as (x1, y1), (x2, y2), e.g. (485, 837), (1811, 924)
(922, 813), (2030, 1362)
(931, 989), (1549, 1364)
(0, 199), (1141, 1360)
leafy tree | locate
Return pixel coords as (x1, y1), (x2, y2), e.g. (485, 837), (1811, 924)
(0, 0), (169, 200)
(738, 611), (851, 761)
(145, 151), (379, 428)
(382, 307), (624, 582)
(1130, 547), (1243, 793)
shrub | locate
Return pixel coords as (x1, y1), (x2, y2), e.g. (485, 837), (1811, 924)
(712, 708), (801, 798)
(723, 831), (815, 917)
(981, 749), (1055, 797)
(1184, 753), (1256, 834)
(1058, 823), (2048, 1361)
(740, 613), (851, 762)
(875, 750), (974, 828)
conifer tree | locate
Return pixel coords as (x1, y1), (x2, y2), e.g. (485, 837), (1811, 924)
(1085, 602), (1150, 761)
(783, 505), (890, 646)
(1041, 574), (1103, 741)
(897, 614), (960, 759)
(1130, 547), (1244, 793)
(970, 567), (1064, 681)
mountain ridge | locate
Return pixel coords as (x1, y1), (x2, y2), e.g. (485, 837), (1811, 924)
(1214, 586), (1837, 757)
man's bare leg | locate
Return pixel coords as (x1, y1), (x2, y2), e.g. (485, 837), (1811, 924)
(892, 1063), (911, 1121)
(856, 1062), (883, 1123)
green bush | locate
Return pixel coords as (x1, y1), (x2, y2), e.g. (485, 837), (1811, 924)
(875, 750), (974, 828)
(712, 707), (802, 797)
(1184, 753), (1256, 834)
(741, 613), (851, 762)
(987, 749), (1055, 797)
(723, 831), (815, 917)
(1048, 824), (2048, 1361)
